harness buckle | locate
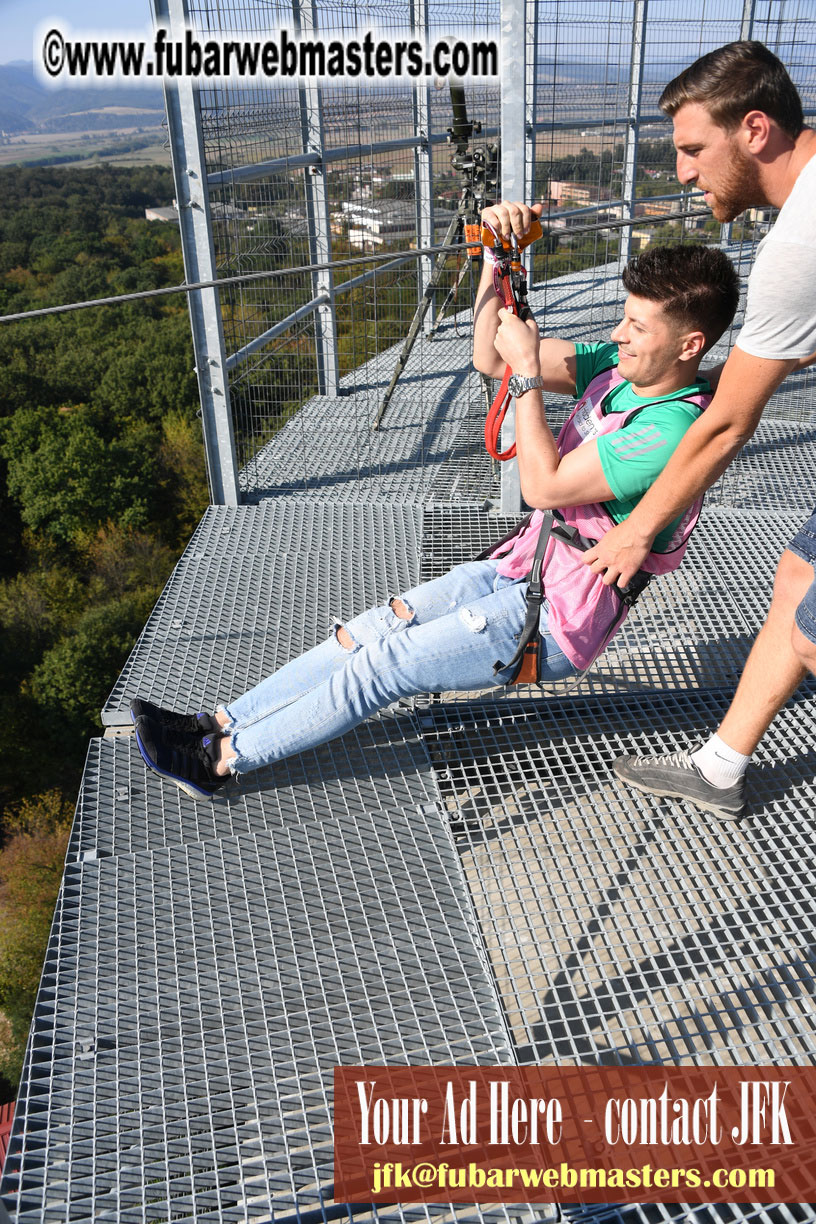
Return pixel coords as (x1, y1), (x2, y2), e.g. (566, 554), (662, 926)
(616, 570), (652, 608)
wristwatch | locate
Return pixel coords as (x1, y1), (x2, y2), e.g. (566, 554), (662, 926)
(508, 373), (546, 398)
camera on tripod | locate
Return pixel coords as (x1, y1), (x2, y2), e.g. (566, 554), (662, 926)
(447, 85), (499, 215)
(374, 83), (499, 426)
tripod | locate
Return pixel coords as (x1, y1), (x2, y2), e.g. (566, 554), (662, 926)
(372, 86), (498, 430)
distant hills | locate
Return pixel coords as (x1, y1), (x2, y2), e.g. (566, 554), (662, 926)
(0, 62), (164, 134)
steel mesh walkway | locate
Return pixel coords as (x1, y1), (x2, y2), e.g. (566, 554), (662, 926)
(421, 687), (816, 1065)
(4, 264), (816, 1224)
(101, 501), (422, 725)
(70, 711), (438, 863)
(3, 806), (524, 1223)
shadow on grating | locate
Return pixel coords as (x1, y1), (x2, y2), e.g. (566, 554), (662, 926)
(418, 506), (803, 700)
(710, 421), (816, 513)
(2, 808), (567, 1224)
(420, 688), (816, 1067)
(102, 501), (422, 725)
(241, 326), (485, 503)
(566, 1204), (816, 1224)
(69, 707), (437, 863)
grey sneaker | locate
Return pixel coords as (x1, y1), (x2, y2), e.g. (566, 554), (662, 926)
(613, 749), (746, 820)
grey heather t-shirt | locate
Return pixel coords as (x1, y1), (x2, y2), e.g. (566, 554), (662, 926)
(736, 151), (816, 362)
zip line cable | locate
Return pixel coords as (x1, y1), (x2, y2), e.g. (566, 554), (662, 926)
(0, 206), (710, 325)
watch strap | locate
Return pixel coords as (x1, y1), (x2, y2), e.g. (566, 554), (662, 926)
(509, 373), (546, 398)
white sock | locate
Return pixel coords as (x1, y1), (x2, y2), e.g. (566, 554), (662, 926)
(691, 733), (751, 788)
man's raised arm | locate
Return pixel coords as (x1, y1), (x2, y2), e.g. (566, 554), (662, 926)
(582, 345), (799, 587)
(473, 199), (576, 393)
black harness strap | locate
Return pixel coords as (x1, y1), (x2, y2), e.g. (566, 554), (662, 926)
(475, 513), (532, 562)
(496, 513), (557, 684)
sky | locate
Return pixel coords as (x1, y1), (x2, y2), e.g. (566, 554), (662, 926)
(4, 0), (153, 65)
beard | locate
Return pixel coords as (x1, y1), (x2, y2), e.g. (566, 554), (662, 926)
(707, 142), (764, 222)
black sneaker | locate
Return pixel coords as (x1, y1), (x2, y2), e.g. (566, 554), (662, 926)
(130, 697), (220, 736)
(134, 714), (225, 800)
(613, 749), (746, 821)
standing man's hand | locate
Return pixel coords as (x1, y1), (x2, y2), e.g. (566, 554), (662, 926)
(582, 518), (655, 588)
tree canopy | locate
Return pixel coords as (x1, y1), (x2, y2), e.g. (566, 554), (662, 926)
(0, 165), (208, 1100)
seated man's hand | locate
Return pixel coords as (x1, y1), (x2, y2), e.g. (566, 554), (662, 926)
(582, 519), (655, 588)
(481, 200), (544, 245)
(494, 309), (541, 375)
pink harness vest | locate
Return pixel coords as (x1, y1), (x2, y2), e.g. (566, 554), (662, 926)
(492, 366), (711, 670)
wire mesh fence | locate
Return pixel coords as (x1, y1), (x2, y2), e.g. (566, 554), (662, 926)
(178, 0), (816, 501)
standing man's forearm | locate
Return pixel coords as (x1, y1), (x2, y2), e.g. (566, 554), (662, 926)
(583, 346), (798, 585)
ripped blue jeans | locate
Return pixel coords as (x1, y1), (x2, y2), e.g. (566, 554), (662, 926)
(220, 559), (577, 773)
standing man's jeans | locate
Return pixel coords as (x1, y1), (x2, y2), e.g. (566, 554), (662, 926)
(220, 560), (577, 772)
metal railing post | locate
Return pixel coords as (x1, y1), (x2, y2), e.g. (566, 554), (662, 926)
(619, 0), (648, 267)
(498, 0), (534, 516)
(152, 0), (240, 506)
(722, 0), (757, 245)
(295, 0), (340, 397)
(412, 0), (435, 326)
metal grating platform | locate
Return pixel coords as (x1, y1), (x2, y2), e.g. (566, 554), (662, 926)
(7, 247), (816, 1224)
(102, 501), (422, 725)
(69, 708), (436, 863)
(568, 1205), (814, 1224)
(420, 687), (816, 1065)
(241, 327), (485, 503)
(2, 805), (537, 1224)
(418, 505), (806, 699)
(711, 420), (816, 513)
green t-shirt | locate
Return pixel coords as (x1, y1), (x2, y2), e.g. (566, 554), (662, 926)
(573, 341), (710, 553)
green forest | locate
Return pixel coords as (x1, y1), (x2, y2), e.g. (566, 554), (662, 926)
(0, 165), (207, 1099)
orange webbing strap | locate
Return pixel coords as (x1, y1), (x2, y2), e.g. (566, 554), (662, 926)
(484, 366), (516, 461)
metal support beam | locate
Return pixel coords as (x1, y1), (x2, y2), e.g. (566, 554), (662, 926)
(295, 0), (339, 397)
(722, 0), (757, 244)
(740, 1), (757, 47)
(225, 293), (330, 373)
(152, 0), (240, 507)
(412, 0), (435, 328)
(498, 0), (534, 516)
(620, 0), (648, 267)
(206, 132), (486, 188)
(524, 0), (538, 287)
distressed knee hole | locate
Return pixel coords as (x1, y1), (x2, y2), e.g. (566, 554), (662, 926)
(389, 597), (414, 622)
(336, 624), (356, 651)
(459, 606), (487, 632)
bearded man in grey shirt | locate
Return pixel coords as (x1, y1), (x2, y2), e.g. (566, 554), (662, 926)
(582, 41), (816, 819)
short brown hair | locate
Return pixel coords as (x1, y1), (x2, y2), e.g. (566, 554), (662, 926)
(621, 244), (740, 354)
(659, 40), (804, 140)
